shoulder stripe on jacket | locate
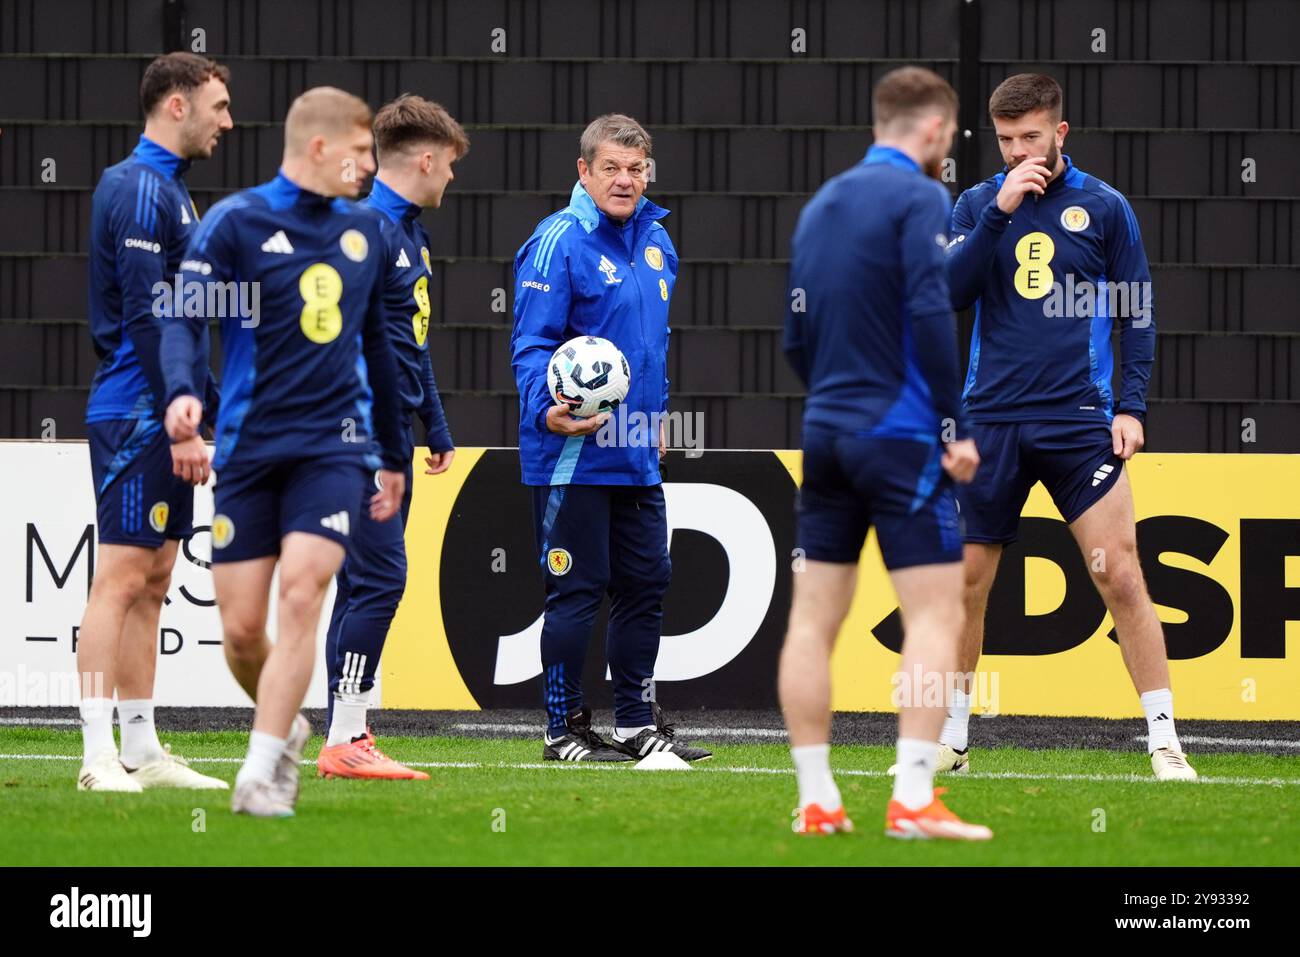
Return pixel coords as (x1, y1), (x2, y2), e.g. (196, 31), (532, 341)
(1096, 180), (1140, 245)
(133, 171), (160, 234)
(531, 220), (565, 270)
(148, 176), (160, 233)
(194, 196), (251, 255)
(534, 219), (573, 277)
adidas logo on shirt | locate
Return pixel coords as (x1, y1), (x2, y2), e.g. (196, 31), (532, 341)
(261, 230), (294, 254)
(320, 511), (350, 535)
(395, 248), (411, 268)
(1091, 462), (1115, 487)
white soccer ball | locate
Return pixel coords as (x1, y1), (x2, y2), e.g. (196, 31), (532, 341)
(548, 335), (631, 419)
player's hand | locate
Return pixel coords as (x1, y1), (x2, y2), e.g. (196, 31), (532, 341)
(370, 469), (405, 522)
(165, 395), (203, 442)
(996, 155), (1051, 215)
(1111, 413), (1145, 460)
(545, 403), (608, 436)
(941, 438), (980, 484)
(658, 419), (667, 460)
(170, 435), (211, 486)
(425, 449), (455, 475)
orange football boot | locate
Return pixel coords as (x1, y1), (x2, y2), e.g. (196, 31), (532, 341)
(885, 788), (992, 841)
(317, 736), (429, 780)
(792, 803), (855, 834)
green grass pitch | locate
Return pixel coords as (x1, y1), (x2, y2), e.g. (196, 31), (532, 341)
(1, 727), (1296, 866)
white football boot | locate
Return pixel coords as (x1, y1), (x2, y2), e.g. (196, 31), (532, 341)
(128, 744), (229, 790)
(935, 743), (970, 773)
(271, 714), (312, 806)
(231, 778), (295, 818)
(888, 743), (970, 776)
(77, 749), (143, 793)
(1151, 747), (1198, 781)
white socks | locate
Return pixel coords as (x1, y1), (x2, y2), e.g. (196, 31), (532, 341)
(79, 696), (116, 763)
(791, 743), (842, 811)
(327, 692), (369, 746)
(938, 687), (972, 751)
(117, 698), (165, 768)
(79, 697), (164, 766)
(891, 737), (937, 811)
(236, 731), (286, 788)
(615, 725), (653, 741)
(1141, 688), (1180, 753)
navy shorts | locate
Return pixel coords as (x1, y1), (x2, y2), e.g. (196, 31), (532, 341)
(210, 456), (369, 563)
(957, 420), (1124, 545)
(797, 428), (963, 570)
(88, 418), (194, 547)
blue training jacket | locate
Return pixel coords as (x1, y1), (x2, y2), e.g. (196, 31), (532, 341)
(159, 170), (405, 473)
(510, 181), (677, 486)
(947, 154), (1155, 424)
(784, 145), (967, 443)
(86, 135), (216, 424)
(361, 177), (453, 460)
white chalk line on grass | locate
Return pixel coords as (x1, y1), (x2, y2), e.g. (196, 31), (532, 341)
(1, 753), (1295, 788)
(1132, 735), (1300, 750)
(0, 718), (788, 737)
(7, 720), (1295, 750)
(451, 722), (788, 738)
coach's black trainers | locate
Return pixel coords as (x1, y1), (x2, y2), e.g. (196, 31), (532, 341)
(543, 706), (634, 762)
(609, 704), (713, 762)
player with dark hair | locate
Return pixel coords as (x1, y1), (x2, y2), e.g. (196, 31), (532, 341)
(76, 52), (232, 793)
(316, 95), (468, 779)
(942, 73), (1196, 781)
(161, 87), (408, 816)
(780, 66), (992, 839)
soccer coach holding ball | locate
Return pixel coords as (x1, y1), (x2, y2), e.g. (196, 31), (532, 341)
(510, 114), (710, 764)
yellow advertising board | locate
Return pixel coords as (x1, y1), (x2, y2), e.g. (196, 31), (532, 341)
(383, 450), (1299, 720)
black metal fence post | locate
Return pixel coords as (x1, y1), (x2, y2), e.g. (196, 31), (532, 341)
(958, 0), (982, 190)
(163, 0), (187, 52)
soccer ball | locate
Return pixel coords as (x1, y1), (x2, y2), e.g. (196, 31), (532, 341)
(548, 335), (631, 418)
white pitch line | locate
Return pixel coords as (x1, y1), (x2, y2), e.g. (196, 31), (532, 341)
(0, 753), (244, 764)
(450, 722), (788, 738)
(1, 753), (1295, 787)
(1132, 735), (1300, 750)
(485, 763), (1299, 788)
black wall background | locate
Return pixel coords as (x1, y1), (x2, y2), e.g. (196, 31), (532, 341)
(0, 0), (1296, 451)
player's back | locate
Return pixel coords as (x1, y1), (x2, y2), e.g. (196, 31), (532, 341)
(177, 173), (387, 470)
(87, 158), (143, 367)
(787, 146), (954, 439)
